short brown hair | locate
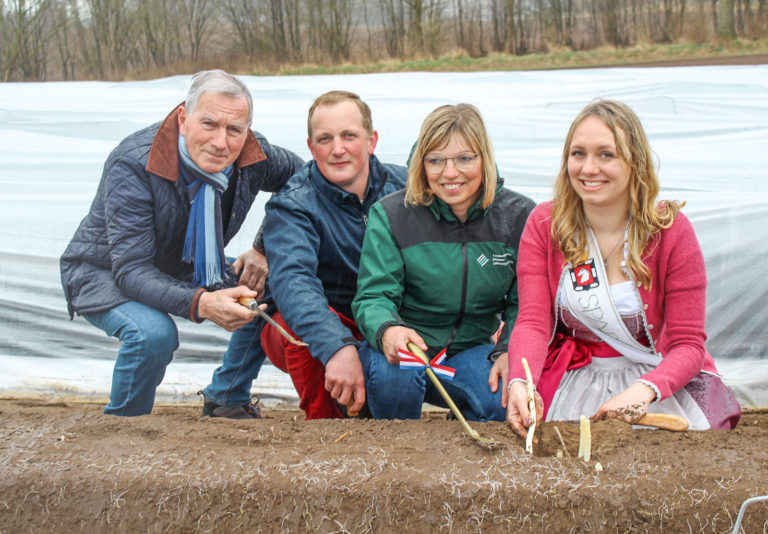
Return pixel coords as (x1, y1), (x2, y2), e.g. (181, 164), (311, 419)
(307, 90), (373, 138)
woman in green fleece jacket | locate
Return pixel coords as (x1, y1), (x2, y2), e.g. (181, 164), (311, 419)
(352, 103), (535, 421)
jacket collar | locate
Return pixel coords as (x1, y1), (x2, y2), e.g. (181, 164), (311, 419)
(428, 177), (504, 222)
(309, 154), (387, 206)
(145, 103), (267, 182)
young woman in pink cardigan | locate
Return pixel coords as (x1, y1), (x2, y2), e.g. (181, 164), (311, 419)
(506, 100), (740, 435)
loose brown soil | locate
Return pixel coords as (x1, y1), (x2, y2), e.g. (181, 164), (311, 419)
(1, 399), (766, 533)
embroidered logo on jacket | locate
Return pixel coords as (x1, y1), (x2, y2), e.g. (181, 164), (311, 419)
(492, 253), (514, 266)
(477, 253), (489, 267)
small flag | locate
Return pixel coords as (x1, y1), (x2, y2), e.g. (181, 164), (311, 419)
(397, 347), (455, 380)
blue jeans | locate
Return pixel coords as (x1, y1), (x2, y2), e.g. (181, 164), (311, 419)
(358, 342), (505, 422)
(84, 301), (179, 416)
(202, 319), (266, 406)
(85, 301), (266, 416)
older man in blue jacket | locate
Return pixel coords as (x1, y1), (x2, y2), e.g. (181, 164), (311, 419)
(60, 70), (302, 417)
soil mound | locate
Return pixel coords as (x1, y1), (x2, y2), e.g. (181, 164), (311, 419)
(1, 400), (766, 533)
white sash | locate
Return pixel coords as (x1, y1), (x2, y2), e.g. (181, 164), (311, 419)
(560, 227), (662, 366)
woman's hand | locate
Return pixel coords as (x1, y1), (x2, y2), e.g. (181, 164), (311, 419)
(380, 326), (427, 365)
(488, 353), (509, 407)
(592, 382), (656, 424)
(506, 381), (543, 439)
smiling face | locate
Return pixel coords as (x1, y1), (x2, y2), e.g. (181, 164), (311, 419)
(307, 99), (378, 199)
(567, 116), (632, 212)
(424, 133), (483, 222)
(177, 91), (251, 174)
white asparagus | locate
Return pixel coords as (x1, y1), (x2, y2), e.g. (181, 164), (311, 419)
(578, 415), (591, 462)
(553, 425), (571, 458)
(521, 358), (536, 454)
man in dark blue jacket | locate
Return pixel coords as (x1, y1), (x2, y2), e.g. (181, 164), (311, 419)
(256, 90), (407, 418)
(60, 70), (303, 417)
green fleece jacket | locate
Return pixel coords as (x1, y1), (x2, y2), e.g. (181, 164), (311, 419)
(352, 184), (535, 357)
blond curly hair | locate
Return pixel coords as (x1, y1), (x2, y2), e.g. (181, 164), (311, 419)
(552, 99), (683, 288)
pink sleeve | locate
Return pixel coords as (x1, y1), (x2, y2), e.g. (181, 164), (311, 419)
(639, 214), (708, 399)
(507, 204), (557, 386)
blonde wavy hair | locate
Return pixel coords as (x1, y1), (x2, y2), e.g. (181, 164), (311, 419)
(552, 99), (683, 288)
(405, 103), (497, 210)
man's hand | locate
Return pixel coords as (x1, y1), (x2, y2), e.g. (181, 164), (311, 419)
(233, 247), (269, 295)
(380, 326), (427, 365)
(324, 345), (366, 414)
(488, 352), (509, 407)
(592, 381), (656, 424)
(197, 286), (260, 331)
(506, 381), (543, 439)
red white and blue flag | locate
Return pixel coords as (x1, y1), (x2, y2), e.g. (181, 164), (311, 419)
(398, 348), (456, 380)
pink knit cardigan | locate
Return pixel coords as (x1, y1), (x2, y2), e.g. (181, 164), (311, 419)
(507, 201), (719, 401)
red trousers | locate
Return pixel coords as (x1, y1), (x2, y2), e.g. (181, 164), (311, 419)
(260, 310), (361, 419)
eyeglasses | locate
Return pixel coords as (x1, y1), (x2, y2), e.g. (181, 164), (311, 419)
(423, 152), (480, 173)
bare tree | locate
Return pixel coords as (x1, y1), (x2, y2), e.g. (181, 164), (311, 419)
(379, 0), (406, 58)
(605, 0), (629, 45)
(223, 0), (269, 60)
(362, 0), (375, 58)
(515, 0), (533, 53)
(405, 0), (424, 54)
(548, 0), (566, 46)
(285, 0), (302, 61)
(457, 0), (488, 56)
(475, 0), (485, 54)
(305, 0), (321, 60)
(179, 0), (217, 62)
(136, 0), (182, 70)
(1, 0), (58, 81)
(81, 0), (137, 78)
(269, 0), (288, 61)
(718, 0), (735, 37)
(488, 0), (506, 51)
(403, 0), (443, 57)
(657, 0), (687, 42)
(2, 0), (762, 81)
(454, 0), (465, 50)
(330, 0), (354, 61)
(52, 0), (76, 79)
(506, 0), (517, 54)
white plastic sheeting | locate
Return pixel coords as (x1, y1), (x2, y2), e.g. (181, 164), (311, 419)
(1, 66), (766, 407)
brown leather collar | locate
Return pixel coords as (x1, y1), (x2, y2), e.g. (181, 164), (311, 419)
(145, 103), (267, 182)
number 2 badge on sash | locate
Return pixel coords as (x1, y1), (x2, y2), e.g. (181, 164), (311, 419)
(570, 259), (600, 291)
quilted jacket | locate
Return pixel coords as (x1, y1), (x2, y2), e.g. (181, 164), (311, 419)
(61, 105), (303, 321)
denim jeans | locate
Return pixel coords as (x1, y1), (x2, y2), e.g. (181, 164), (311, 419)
(358, 342), (505, 422)
(202, 319), (267, 407)
(85, 300), (266, 415)
(84, 301), (179, 416)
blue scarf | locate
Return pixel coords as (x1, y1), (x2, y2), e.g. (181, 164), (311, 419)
(178, 135), (231, 287)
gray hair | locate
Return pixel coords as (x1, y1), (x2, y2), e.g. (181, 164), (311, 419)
(185, 69), (253, 124)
